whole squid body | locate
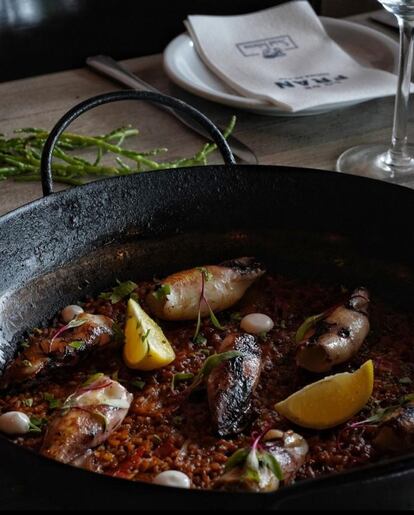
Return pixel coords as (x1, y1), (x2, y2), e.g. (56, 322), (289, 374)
(296, 288), (370, 373)
(207, 333), (262, 437)
(41, 376), (132, 464)
(147, 257), (266, 321)
(0, 314), (114, 389)
(373, 400), (414, 453)
(215, 430), (309, 492)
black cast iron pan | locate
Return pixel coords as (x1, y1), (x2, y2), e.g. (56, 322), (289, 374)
(1, 91), (414, 510)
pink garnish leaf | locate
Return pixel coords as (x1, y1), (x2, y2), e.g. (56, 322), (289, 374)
(48, 317), (87, 353)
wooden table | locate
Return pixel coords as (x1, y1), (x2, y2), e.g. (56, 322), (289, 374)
(0, 14), (410, 217)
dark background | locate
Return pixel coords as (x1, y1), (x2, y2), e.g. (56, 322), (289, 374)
(0, 0), (378, 83)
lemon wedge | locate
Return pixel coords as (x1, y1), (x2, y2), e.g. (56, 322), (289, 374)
(123, 298), (175, 371)
(275, 360), (374, 430)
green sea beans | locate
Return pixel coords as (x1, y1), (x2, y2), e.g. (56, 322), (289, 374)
(0, 117), (236, 186)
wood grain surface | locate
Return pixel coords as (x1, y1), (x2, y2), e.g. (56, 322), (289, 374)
(0, 15), (409, 219)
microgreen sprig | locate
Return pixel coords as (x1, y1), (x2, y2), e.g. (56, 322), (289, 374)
(100, 280), (138, 304)
(225, 431), (283, 484)
(349, 393), (414, 429)
(193, 268), (225, 341)
(187, 351), (242, 393)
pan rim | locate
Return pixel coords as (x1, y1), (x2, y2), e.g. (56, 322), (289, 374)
(2, 163), (414, 504)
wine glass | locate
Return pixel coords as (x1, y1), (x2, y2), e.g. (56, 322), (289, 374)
(337, 0), (414, 184)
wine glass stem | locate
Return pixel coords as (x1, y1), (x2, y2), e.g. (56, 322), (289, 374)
(386, 16), (414, 168)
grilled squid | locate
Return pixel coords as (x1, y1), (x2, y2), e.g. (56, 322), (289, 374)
(207, 333), (262, 437)
(146, 257), (265, 321)
(215, 430), (309, 493)
(0, 313), (114, 389)
(373, 400), (414, 453)
(41, 376), (132, 465)
(296, 288), (370, 373)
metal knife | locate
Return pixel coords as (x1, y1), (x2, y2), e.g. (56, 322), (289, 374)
(86, 55), (258, 165)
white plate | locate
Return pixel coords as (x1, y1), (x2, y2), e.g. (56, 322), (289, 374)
(164, 17), (399, 117)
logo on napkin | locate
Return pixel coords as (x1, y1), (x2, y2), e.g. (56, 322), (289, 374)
(236, 35), (298, 59)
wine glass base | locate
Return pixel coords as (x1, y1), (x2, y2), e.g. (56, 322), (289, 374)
(337, 144), (414, 185)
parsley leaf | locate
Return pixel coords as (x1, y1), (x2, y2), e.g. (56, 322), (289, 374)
(43, 393), (62, 410)
(192, 333), (207, 346)
(82, 372), (105, 387)
(171, 373), (194, 391)
(153, 284), (172, 301)
(28, 416), (47, 433)
(130, 380), (146, 390)
(100, 280), (138, 304)
(69, 341), (84, 350)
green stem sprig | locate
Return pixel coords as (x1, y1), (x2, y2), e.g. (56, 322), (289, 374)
(0, 117), (236, 185)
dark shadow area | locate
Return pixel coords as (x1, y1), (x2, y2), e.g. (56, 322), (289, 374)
(0, 0), (321, 82)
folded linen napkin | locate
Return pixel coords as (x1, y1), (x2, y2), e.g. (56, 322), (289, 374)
(185, 0), (400, 112)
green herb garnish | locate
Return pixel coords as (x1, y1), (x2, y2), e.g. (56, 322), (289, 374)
(43, 393), (62, 410)
(22, 398), (33, 408)
(65, 318), (87, 330)
(225, 432), (283, 485)
(100, 280), (138, 304)
(28, 416), (47, 433)
(193, 268), (225, 340)
(224, 448), (250, 472)
(22, 360), (33, 368)
(82, 372), (105, 387)
(153, 284), (172, 301)
(171, 373), (195, 391)
(192, 334), (207, 346)
(230, 312), (243, 322)
(130, 380), (146, 390)
(69, 341), (84, 350)
(20, 340), (30, 349)
(295, 312), (327, 343)
(188, 351), (242, 392)
(351, 394), (414, 428)
(197, 267), (213, 282)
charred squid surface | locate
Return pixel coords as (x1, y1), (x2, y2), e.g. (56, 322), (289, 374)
(218, 257), (266, 279)
(40, 377), (132, 465)
(0, 314), (114, 390)
(296, 288), (370, 373)
(374, 401), (414, 453)
(207, 333), (262, 437)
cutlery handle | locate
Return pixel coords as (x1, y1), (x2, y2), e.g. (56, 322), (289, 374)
(87, 55), (213, 141)
(87, 55), (159, 93)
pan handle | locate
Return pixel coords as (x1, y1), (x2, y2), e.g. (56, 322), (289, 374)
(40, 90), (236, 196)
